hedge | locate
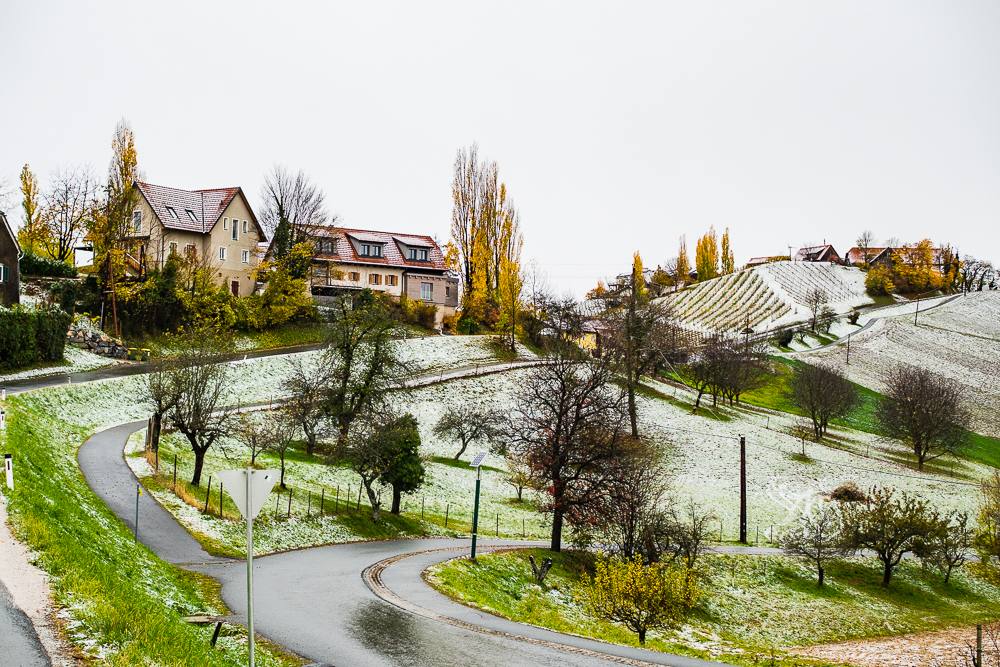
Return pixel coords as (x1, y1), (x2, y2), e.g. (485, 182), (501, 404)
(19, 251), (78, 278)
(0, 305), (73, 371)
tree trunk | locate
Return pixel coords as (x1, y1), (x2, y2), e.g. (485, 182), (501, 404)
(882, 562), (893, 586)
(364, 481), (380, 523)
(550, 510), (564, 552)
(454, 439), (469, 461)
(279, 452), (287, 489)
(694, 389), (703, 409)
(304, 423), (316, 455)
(150, 412), (162, 452)
(191, 445), (208, 486)
(628, 380), (638, 438)
(638, 628), (646, 645)
(818, 565), (824, 588)
(391, 486), (402, 515)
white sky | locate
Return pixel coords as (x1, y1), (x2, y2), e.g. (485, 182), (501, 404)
(2, 1), (998, 296)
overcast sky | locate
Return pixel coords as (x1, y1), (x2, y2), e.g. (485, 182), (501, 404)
(2, 1), (998, 296)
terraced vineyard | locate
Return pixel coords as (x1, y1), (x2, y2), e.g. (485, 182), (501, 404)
(658, 261), (872, 333)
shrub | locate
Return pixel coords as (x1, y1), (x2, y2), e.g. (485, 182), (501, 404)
(0, 305), (72, 370)
(865, 264), (895, 296)
(774, 329), (794, 347)
(19, 251), (77, 277)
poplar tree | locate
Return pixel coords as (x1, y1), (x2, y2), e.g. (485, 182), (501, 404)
(17, 164), (47, 254)
(720, 227), (735, 274)
(695, 227), (719, 282)
(675, 235), (691, 288)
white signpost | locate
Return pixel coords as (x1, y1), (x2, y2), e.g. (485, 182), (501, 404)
(218, 467), (278, 667)
(4, 454), (12, 491)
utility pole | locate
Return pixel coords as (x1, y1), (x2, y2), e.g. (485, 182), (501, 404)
(846, 334), (850, 364)
(914, 295), (920, 326)
(739, 435), (747, 544)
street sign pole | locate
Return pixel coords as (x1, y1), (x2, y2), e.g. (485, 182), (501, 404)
(5, 453), (13, 491)
(246, 466), (254, 667)
(218, 467), (277, 667)
(470, 452), (487, 562)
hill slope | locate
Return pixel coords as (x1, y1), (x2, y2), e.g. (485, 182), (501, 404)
(658, 261), (872, 333)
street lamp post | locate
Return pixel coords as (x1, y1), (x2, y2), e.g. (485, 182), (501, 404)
(470, 452), (487, 561)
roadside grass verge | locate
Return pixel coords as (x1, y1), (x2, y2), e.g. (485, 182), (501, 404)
(428, 548), (1000, 667)
(0, 397), (299, 666)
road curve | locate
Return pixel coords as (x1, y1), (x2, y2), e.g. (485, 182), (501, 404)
(81, 419), (731, 666)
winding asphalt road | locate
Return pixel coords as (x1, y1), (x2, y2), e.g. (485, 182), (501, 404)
(80, 419), (730, 666)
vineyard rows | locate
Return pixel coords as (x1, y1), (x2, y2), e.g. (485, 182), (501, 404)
(658, 261), (871, 334)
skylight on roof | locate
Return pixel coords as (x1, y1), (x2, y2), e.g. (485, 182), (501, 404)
(165, 206), (179, 220)
(185, 209), (198, 222)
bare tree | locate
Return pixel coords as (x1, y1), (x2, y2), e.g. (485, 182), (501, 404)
(506, 354), (632, 551)
(875, 365), (971, 471)
(166, 327), (234, 486)
(230, 408), (295, 470)
(432, 404), (502, 460)
(259, 164), (335, 251)
(145, 356), (180, 453)
(781, 505), (849, 587)
(504, 451), (535, 502)
(856, 230), (875, 266)
(785, 362), (861, 439)
(43, 165), (100, 262)
(282, 354), (334, 455)
(805, 288), (828, 332)
(840, 486), (937, 586)
(960, 256), (994, 293)
(644, 500), (714, 569)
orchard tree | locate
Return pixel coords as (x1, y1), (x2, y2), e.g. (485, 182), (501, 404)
(282, 353), (335, 454)
(785, 362), (860, 439)
(875, 365), (971, 471)
(507, 354), (632, 551)
(781, 505), (849, 587)
(433, 403), (501, 461)
(377, 414), (426, 515)
(805, 288), (828, 332)
(840, 486), (937, 586)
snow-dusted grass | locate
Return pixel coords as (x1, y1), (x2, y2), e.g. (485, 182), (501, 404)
(803, 293), (1000, 439)
(0, 345), (122, 382)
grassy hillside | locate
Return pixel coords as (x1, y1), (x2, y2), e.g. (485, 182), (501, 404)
(429, 548), (1000, 667)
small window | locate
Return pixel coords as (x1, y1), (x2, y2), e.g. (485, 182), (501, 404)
(360, 244), (370, 256)
(223, 218), (229, 230)
(323, 241), (333, 253)
(418, 249), (427, 261)
(369, 273), (382, 285)
(132, 210), (142, 233)
(445, 285), (451, 298)
(0, 264), (7, 283)
(242, 249), (249, 264)
(184, 243), (196, 258)
(219, 246), (227, 261)
(421, 282), (433, 300)
(372, 245), (382, 258)
(349, 272), (360, 281)
(386, 275), (398, 286)
(185, 209), (198, 222)
(408, 248), (417, 260)
(242, 220), (248, 234)
(165, 206), (178, 220)
(169, 242), (178, 255)
(232, 224), (239, 241)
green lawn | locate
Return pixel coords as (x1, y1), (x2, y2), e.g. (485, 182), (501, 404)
(0, 396), (301, 666)
(429, 548), (1000, 667)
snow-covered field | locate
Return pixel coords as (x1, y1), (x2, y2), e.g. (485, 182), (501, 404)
(802, 292), (1000, 438)
(0, 345), (121, 382)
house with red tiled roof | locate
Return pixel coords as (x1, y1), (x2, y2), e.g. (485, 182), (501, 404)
(290, 226), (459, 326)
(793, 245), (841, 263)
(128, 182), (264, 296)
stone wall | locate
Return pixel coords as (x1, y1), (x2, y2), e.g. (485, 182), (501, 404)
(66, 326), (129, 358)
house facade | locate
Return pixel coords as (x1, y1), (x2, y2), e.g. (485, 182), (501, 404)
(301, 227), (459, 326)
(845, 246), (946, 272)
(0, 212), (21, 306)
(128, 182), (264, 296)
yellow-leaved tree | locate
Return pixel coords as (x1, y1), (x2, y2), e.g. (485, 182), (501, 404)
(675, 235), (691, 289)
(695, 227), (719, 282)
(17, 164), (48, 254)
(720, 227), (735, 274)
(577, 554), (701, 645)
(496, 254), (524, 352)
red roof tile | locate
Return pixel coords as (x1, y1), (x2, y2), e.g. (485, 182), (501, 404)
(135, 182), (242, 234)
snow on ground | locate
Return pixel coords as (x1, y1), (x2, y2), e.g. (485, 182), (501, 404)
(802, 292), (1000, 439)
(0, 345), (122, 382)
(857, 294), (956, 326)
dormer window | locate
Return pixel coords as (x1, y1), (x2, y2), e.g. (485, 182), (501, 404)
(165, 206), (179, 220)
(408, 248), (416, 260)
(418, 249), (427, 261)
(185, 209), (198, 223)
(372, 244), (382, 257)
(407, 247), (427, 261)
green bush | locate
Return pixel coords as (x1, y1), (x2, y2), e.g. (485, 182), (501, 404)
(19, 251), (77, 277)
(0, 305), (72, 370)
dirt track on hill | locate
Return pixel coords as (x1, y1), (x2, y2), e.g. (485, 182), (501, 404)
(793, 623), (997, 667)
